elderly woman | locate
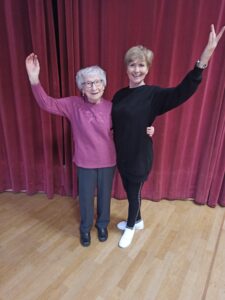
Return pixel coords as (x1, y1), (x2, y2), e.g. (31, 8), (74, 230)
(112, 24), (225, 248)
(26, 54), (116, 247)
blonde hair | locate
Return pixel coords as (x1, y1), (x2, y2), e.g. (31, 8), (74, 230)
(124, 45), (154, 68)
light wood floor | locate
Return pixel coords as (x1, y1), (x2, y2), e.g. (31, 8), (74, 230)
(0, 192), (225, 300)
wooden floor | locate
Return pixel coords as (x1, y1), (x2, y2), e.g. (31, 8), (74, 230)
(0, 192), (225, 300)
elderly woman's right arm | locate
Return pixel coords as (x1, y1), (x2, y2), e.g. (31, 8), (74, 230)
(25, 53), (72, 117)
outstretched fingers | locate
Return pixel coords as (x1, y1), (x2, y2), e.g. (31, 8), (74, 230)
(209, 24), (225, 46)
(216, 25), (225, 43)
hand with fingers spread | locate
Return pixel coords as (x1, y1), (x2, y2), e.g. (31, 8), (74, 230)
(25, 53), (40, 85)
(198, 24), (225, 68)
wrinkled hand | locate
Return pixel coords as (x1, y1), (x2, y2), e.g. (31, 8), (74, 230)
(146, 126), (155, 137)
(200, 24), (225, 65)
(25, 53), (40, 84)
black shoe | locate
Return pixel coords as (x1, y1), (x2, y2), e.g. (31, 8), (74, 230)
(80, 232), (91, 247)
(96, 227), (108, 242)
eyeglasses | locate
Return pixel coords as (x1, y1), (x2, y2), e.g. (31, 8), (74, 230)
(82, 79), (103, 89)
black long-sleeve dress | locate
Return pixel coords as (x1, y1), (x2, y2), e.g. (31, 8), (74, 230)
(111, 66), (203, 183)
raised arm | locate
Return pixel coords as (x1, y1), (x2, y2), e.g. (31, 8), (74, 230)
(197, 24), (225, 68)
(25, 53), (40, 85)
(153, 24), (225, 116)
(25, 53), (73, 117)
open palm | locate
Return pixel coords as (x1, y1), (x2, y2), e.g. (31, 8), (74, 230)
(25, 53), (40, 83)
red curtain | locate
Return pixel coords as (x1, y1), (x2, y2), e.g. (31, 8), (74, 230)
(0, 0), (224, 206)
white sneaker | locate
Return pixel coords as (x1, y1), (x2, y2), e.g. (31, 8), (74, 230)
(119, 228), (135, 248)
(117, 219), (144, 231)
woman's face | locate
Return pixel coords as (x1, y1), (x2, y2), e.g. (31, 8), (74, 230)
(127, 58), (149, 88)
(82, 75), (105, 103)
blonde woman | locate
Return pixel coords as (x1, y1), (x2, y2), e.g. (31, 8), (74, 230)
(112, 24), (225, 248)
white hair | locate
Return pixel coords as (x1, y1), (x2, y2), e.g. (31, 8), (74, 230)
(75, 65), (107, 90)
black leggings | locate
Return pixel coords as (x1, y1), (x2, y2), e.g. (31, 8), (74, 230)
(121, 177), (144, 228)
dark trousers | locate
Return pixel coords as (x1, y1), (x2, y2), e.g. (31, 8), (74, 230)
(77, 166), (115, 234)
(121, 176), (143, 228)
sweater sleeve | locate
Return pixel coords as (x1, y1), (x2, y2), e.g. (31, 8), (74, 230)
(31, 83), (74, 118)
(152, 66), (203, 116)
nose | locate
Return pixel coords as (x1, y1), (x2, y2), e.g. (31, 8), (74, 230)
(91, 82), (98, 89)
(134, 65), (140, 72)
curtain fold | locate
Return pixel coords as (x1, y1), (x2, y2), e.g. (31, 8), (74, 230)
(0, 0), (224, 206)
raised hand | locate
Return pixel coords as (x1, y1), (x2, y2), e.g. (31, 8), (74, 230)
(199, 24), (225, 66)
(25, 53), (40, 84)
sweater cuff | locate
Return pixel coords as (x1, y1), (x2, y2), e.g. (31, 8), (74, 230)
(192, 65), (204, 80)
